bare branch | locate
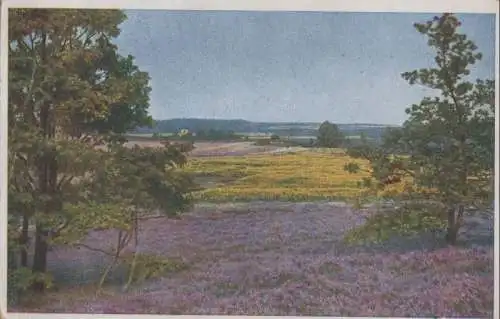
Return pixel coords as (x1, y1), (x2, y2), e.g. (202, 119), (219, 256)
(57, 175), (75, 190)
(72, 243), (116, 257)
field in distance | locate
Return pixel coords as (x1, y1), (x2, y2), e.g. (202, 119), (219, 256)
(124, 139), (396, 202)
(124, 140), (374, 202)
(186, 150), (372, 202)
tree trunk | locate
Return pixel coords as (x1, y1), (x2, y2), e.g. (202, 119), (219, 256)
(445, 223), (459, 245)
(20, 213), (29, 267)
(31, 225), (49, 292)
(31, 29), (57, 292)
(31, 151), (58, 292)
(445, 206), (462, 245)
(32, 143), (51, 292)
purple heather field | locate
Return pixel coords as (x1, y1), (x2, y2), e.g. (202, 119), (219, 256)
(14, 201), (494, 317)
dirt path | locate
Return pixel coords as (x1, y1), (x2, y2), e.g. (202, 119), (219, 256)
(15, 201), (494, 316)
(125, 140), (283, 157)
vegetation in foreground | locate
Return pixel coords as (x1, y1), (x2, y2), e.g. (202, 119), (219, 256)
(11, 202), (493, 317)
(6, 9), (495, 318)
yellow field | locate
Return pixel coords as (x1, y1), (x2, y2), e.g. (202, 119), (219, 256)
(184, 150), (373, 201)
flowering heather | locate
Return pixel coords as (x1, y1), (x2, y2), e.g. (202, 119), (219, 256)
(13, 201), (494, 317)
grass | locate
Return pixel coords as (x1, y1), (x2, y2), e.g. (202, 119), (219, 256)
(184, 150), (372, 202)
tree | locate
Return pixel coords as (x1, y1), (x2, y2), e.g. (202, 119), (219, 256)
(8, 8), (194, 295)
(85, 54), (154, 136)
(317, 121), (344, 148)
(344, 13), (494, 246)
(196, 129), (207, 138)
(270, 134), (280, 142)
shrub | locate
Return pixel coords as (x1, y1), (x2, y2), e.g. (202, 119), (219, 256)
(254, 139), (271, 146)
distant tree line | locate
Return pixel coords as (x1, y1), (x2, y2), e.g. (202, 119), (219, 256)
(195, 129), (239, 141)
(132, 118), (394, 141)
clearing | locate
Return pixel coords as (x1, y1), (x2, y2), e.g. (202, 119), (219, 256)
(15, 201), (493, 317)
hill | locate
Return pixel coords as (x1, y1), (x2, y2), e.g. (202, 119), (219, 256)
(132, 118), (398, 140)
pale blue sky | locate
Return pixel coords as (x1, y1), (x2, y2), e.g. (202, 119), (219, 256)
(114, 11), (495, 125)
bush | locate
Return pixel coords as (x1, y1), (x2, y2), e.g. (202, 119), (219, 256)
(254, 139), (271, 146)
(120, 253), (188, 287)
(8, 267), (54, 305)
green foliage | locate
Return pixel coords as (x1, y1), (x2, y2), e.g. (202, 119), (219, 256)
(8, 267), (54, 305)
(86, 54), (154, 135)
(89, 144), (196, 216)
(9, 268), (54, 292)
(270, 134), (280, 141)
(120, 253), (188, 286)
(317, 121), (344, 148)
(344, 13), (494, 245)
(344, 202), (448, 245)
(343, 162), (361, 174)
(8, 8), (194, 294)
(254, 138), (272, 146)
(194, 128), (239, 141)
(48, 202), (133, 245)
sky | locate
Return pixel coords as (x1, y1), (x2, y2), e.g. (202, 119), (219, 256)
(114, 11), (496, 125)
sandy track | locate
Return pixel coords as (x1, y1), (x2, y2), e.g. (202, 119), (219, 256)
(125, 140), (282, 157)
(16, 201), (494, 317)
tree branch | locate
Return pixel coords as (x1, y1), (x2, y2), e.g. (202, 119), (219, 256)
(57, 174), (75, 190)
(73, 243), (117, 257)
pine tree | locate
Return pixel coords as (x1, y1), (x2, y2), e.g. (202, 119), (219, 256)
(344, 13), (494, 245)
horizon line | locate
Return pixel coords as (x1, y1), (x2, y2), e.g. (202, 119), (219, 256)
(152, 117), (402, 126)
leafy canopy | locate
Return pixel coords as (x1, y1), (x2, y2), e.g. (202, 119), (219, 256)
(317, 121), (344, 148)
(344, 13), (494, 245)
(8, 8), (194, 296)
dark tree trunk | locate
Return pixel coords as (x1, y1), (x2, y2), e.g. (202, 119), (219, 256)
(31, 29), (58, 292)
(445, 205), (463, 245)
(20, 213), (29, 267)
(31, 147), (58, 293)
(31, 225), (49, 291)
(445, 223), (459, 245)
(32, 115), (51, 292)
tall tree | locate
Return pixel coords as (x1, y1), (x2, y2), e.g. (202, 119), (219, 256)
(8, 8), (193, 294)
(344, 13), (494, 245)
(317, 121), (344, 148)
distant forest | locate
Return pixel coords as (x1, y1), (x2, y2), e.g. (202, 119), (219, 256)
(132, 118), (398, 140)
